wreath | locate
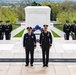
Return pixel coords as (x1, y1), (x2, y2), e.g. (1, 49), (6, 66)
(32, 25), (43, 42)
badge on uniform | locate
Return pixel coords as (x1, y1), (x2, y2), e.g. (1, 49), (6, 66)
(8, 26), (9, 28)
(42, 33), (44, 39)
(32, 36), (33, 38)
(42, 33), (44, 36)
(47, 33), (50, 37)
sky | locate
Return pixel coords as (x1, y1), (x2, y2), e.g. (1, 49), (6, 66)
(33, 0), (76, 2)
(0, 0), (76, 2)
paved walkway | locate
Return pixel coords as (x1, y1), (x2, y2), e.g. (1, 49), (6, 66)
(0, 62), (76, 75)
(11, 26), (25, 37)
(0, 38), (76, 75)
(0, 25), (76, 75)
(0, 38), (76, 59)
(50, 26), (64, 37)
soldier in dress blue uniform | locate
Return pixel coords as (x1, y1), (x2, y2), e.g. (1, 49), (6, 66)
(40, 25), (52, 67)
(23, 27), (36, 66)
(0, 21), (4, 40)
(4, 20), (12, 40)
(63, 20), (71, 40)
(71, 20), (76, 40)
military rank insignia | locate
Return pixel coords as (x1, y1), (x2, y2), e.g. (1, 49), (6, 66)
(32, 36), (33, 38)
(47, 33), (50, 37)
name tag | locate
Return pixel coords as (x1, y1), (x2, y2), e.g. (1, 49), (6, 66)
(32, 36), (33, 38)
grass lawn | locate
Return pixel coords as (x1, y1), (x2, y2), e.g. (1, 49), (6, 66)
(14, 28), (60, 38)
(51, 30), (60, 37)
(14, 29), (25, 37)
(12, 24), (20, 30)
(54, 25), (63, 31)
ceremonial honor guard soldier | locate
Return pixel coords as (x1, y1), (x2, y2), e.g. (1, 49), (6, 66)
(71, 21), (76, 40)
(40, 25), (52, 67)
(63, 20), (71, 40)
(0, 21), (4, 40)
(4, 20), (12, 40)
(23, 27), (36, 66)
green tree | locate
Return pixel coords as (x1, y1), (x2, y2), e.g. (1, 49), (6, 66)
(0, 7), (16, 24)
(31, 1), (41, 6)
(57, 10), (76, 24)
(57, 0), (76, 24)
(41, 2), (62, 21)
(12, 6), (25, 21)
(61, 0), (76, 11)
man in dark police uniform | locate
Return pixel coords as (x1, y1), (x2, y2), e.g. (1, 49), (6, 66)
(23, 27), (36, 66)
(63, 20), (71, 40)
(40, 25), (52, 67)
(0, 21), (4, 40)
(4, 20), (12, 40)
(71, 20), (76, 40)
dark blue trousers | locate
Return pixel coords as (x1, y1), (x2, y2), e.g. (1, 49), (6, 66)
(42, 47), (49, 65)
(25, 48), (34, 65)
(5, 33), (11, 40)
(65, 33), (70, 40)
(0, 33), (3, 40)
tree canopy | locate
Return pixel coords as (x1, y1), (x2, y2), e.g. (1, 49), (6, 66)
(0, 1), (76, 24)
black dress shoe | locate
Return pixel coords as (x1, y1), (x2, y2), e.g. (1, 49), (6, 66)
(43, 64), (46, 67)
(25, 64), (28, 66)
(31, 64), (33, 66)
(46, 64), (48, 67)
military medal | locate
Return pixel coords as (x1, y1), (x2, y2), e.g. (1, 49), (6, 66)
(32, 36), (33, 38)
(26, 36), (28, 38)
(42, 33), (44, 36)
